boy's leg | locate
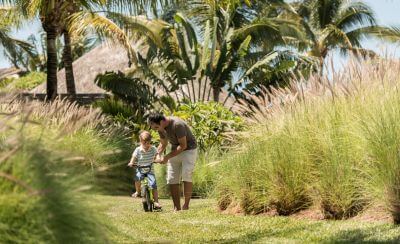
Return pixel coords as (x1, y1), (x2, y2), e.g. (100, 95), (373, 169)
(153, 189), (159, 203)
(148, 173), (161, 208)
(132, 169), (143, 197)
(135, 181), (141, 196)
(148, 173), (160, 204)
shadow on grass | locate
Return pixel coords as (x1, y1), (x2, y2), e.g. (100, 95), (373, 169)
(213, 220), (400, 243)
(325, 225), (400, 244)
(214, 221), (324, 243)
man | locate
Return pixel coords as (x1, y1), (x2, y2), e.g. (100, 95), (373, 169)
(148, 113), (197, 211)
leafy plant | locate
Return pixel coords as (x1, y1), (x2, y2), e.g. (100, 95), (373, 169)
(2, 72), (46, 91)
(167, 102), (244, 151)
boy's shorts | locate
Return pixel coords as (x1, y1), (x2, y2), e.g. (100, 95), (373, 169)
(167, 149), (197, 184)
(135, 169), (157, 189)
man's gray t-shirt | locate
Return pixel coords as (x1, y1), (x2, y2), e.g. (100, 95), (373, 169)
(159, 117), (197, 151)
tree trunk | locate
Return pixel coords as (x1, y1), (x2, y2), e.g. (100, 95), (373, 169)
(191, 79), (196, 102)
(319, 57), (324, 77)
(212, 87), (220, 102)
(46, 27), (58, 100)
(202, 77), (208, 101)
(63, 30), (76, 95)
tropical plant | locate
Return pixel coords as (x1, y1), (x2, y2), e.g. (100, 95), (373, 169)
(0, 7), (35, 70)
(0, 0), (182, 99)
(94, 71), (157, 134)
(0, 71), (46, 91)
(288, 0), (382, 73)
(167, 102), (244, 151)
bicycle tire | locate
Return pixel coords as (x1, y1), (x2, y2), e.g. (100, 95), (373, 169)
(144, 188), (153, 212)
(141, 186), (149, 212)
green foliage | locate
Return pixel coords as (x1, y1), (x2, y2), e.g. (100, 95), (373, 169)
(95, 71), (156, 111)
(13, 72), (46, 90)
(94, 71), (158, 135)
(0, 133), (109, 243)
(360, 91), (400, 224)
(214, 61), (400, 222)
(0, 72), (45, 91)
(192, 148), (220, 198)
(0, 77), (14, 89)
(168, 102), (244, 151)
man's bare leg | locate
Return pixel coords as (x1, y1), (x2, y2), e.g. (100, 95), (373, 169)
(182, 181), (192, 210)
(170, 184), (181, 210)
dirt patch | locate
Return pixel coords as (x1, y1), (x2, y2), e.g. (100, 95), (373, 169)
(351, 205), (392, 223)
(290, 207), (325, 221)
(220, 202), (244, 215)
(218, 203), (392, 223)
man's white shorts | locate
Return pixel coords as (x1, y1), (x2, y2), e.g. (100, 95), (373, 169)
(167, 149), (197, 184)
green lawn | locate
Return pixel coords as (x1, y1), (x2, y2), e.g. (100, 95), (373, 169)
(88, 195), (400, 243)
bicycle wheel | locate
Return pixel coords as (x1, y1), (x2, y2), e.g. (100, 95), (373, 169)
(141, 186), (149, 212)
(144, 188), (153, 212)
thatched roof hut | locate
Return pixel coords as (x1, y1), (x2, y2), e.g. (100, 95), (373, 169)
(31, 43), (130, 94)
(29, 41), (235, 107)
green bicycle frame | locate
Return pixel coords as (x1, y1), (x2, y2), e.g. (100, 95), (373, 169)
(142, 177), (154, 201)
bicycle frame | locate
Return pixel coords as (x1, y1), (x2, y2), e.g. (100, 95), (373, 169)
(138, 165), (154, 212)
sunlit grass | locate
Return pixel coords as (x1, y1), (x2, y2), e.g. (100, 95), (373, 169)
(89, 195), (400, 243)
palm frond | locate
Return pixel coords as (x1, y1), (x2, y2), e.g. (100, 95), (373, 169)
(322, 24), (353, 50)
(68, 11), (136, 64)
(368, 26), (400, 43)
(335, 1), (376, 32)
(313, 0), (344, 29)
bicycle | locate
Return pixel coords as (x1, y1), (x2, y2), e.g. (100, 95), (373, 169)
(137, 165), (160, 212)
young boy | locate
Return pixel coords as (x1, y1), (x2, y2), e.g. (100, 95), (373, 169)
(128, 131), (162, 209)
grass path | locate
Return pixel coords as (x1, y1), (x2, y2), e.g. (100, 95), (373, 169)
(88, 195), (400, 243)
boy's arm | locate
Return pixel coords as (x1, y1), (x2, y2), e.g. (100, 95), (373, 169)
(128, 149), (138, 167)
(128, 156), (137, 167)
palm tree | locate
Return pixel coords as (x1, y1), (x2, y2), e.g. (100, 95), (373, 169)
(62, 0), (185, 96)
(94, 9), (299, 103)
(0, 7), (35, 70)
(182, 0), (311, 101)
(0, 0), (181, 99)
(289, 0), (380, 74)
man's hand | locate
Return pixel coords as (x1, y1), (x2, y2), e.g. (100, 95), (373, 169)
(154, 155), (168, 164)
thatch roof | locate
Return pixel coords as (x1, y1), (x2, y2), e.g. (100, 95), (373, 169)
(29, 41), (235, 106)
(0, 67), (21, 80)
(31, 43), (131, 94)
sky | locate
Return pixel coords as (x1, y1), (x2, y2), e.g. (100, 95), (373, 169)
(1, 0), (400, 69)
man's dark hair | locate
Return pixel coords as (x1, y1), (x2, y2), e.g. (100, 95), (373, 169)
(147, 112), (166, 125)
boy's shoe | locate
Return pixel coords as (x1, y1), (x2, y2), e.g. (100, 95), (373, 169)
(154, 202), (162, 210)
(131, 192), (141, 198)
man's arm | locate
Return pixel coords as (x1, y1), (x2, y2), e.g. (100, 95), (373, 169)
(157, 137), (168, 155)
(164, 136), (187, 162)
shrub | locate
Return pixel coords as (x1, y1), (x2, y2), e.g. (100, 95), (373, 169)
(1, 72), (46, 91)
(215, 58), (400, 221)
(360, 91), (400, 224)
(168, 102), (244, 151)
(0, 97), (112, 243)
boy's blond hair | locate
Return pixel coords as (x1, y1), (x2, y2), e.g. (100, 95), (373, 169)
(139, 130), (152, 142)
